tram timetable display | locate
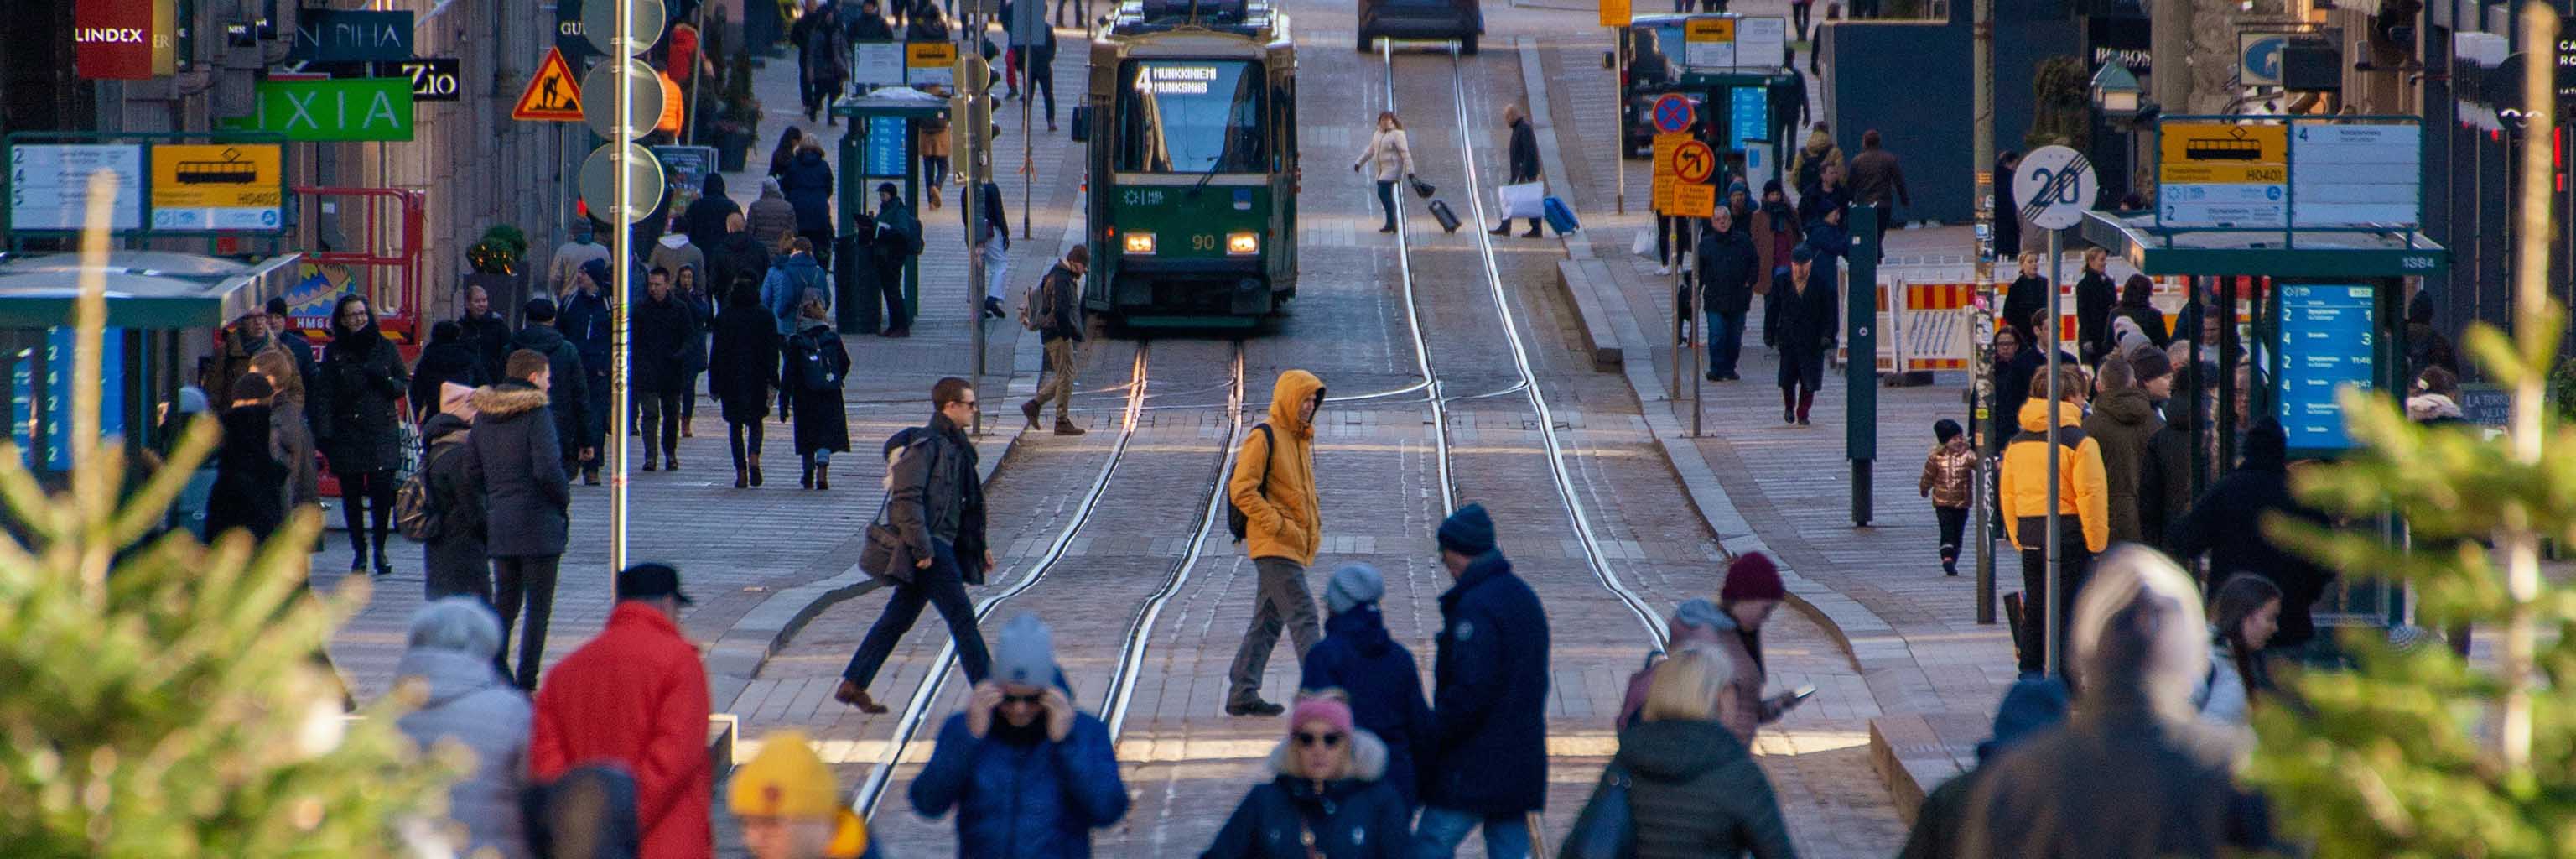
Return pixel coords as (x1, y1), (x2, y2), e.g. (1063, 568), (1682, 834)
(2273, 284), (2376, 455)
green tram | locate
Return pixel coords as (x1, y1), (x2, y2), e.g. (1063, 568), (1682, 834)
(1072, 0), (1299, 329)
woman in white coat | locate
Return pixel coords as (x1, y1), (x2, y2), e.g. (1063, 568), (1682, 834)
(1354, 111), (1415, 234)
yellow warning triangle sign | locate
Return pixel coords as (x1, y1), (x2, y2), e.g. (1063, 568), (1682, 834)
(512, 47), (584, 122)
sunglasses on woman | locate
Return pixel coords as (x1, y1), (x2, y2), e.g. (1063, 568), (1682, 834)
(1293, 731), (1345, 748)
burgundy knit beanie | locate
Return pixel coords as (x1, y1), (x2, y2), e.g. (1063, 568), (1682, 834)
(1721, 552), (1787, 603)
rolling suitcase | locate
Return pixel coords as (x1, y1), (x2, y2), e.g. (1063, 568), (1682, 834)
(1427, 199), (1463, 233)
(1542, 195), (1581, 235)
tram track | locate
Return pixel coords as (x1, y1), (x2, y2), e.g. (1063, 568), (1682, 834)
(1384, 39), (1668, 645)
(849, 339), (1250, 819)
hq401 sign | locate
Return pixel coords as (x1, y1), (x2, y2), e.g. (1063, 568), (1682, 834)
(220, 78), (416, 142)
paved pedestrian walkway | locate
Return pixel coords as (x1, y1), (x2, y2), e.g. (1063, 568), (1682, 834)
(1526, 23), (2033, 817)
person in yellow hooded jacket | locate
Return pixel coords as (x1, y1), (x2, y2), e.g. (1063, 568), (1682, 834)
(730, 730), (876, 859)
(1225, 369), (1327, 717)
(1997, 365), (2109, 675)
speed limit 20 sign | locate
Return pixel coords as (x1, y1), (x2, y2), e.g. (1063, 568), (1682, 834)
(2012, 145), (2096, 231)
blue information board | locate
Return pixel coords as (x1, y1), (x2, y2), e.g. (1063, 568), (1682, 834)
(863, 117), (908, 179)
(2273, 284), (2375, 454)
(1728, 86), (1767, 153)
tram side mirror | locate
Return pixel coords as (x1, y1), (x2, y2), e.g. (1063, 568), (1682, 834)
(1069, 106), (1090, 142)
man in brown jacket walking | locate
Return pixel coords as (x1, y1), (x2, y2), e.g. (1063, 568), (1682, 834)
(1847, 128), (1911, 243)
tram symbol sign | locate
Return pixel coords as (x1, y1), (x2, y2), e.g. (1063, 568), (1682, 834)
(1651, 93), (1694, 134)
(1670, 140), (1717, 185)
(2011, 144), (2096, 230)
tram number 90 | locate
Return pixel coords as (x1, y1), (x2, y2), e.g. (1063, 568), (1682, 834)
(1190, 234), (1218, 251)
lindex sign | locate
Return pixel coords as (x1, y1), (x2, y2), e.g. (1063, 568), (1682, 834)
(226, 78), (418, 142)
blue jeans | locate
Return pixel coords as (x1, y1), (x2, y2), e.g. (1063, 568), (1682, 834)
(1707, 310), (1746, 377)
(1411, 806), (1532, 859)
(1376, 180), (1400, 230)
(841, 539), (991, 688)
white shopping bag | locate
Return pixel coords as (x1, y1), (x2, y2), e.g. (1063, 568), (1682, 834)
(1497, 182), (1545, 220)
(1631, 228), (1655, 259)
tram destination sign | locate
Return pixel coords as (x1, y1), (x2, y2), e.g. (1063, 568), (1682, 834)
(2158, 122), (2286, 228)
(8, 144), (143, 232)
(2156, 118), (2421, 230)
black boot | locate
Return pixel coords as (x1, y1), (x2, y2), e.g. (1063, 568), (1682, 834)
(801, 458), (815, 489)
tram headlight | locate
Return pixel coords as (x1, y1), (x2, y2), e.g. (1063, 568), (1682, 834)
(1124, 232), (1156, 255)
(1227, 232), (1259, 255)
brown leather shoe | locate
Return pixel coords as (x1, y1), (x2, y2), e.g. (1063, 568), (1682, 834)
(1021, 399), (1042, 430)
(1053, 419), (1086, 436)
(834, 679), (890, 714)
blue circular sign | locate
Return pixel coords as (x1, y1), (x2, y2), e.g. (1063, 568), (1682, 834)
(1651, 94), (1694, 135)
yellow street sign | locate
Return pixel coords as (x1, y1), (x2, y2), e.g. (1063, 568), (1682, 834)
(512, 47), (584, 122)
(1653, 175), (1675, 211)
(1685, 18), (1736, 41)
(1650, 133), (1690, 178)
(151, 144), (281, 209)
(910, 41), (958, 69)
(1670, 182), (1717, 218)
(148, 143), (284, 230)
(1599, 0), (1630, 27)
(2158, 122), (2285, 183)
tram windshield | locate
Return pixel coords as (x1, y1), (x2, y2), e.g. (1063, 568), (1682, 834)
(1115, 60), (1268, 174)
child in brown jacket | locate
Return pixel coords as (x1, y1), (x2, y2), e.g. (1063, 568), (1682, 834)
(1919, 418), (1978, 575)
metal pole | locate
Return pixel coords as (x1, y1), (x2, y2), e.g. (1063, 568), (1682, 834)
(686, 2), (707, 145)
(2041, 226), (2062, 677)
(964, 10), (987, 435)
(1690, 217), (1703, 437)
(1615, 38), (1627, 216)
(1670, 216), (1684, 401)
(1023, 43), (1034, 241)
(1971, 0), (1997, 624)
(610, 0), (634, 573)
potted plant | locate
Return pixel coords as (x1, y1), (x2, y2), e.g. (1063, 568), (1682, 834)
(714, 52), (761, 172)
(464, 224), (532, 323)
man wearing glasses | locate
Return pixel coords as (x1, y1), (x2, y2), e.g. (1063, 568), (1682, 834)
(909, 613), (1128, 851)
(836, 377), (997, 714)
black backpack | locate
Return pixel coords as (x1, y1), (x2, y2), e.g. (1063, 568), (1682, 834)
(790, 332), (843, 392)
(1223, 424), (1275, 542)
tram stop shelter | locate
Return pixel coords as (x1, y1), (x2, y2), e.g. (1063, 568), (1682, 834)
(0, 250), (304, 476)
(2080, 206), (2445, 635)
(830, 89), (952, 334)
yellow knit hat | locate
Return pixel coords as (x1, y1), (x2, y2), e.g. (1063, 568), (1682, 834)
(729, 731), (871, 856)
(729, 731), (841, 819)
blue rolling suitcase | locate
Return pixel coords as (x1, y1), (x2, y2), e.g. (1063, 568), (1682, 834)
(1542, 196), (1581, 236)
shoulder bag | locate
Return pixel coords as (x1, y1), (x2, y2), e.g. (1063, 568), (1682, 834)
(1560, 761), (1636, 859)
(859, 438), (933, 583)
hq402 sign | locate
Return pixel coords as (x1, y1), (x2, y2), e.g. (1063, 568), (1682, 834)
(219, 78), (416, 142)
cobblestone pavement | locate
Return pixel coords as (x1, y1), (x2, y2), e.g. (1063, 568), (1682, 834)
(1534, 2), (2024, 813)
(747, 8), (1907, 855)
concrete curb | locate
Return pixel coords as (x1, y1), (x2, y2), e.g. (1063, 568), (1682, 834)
(1516, 43), (1623, 372)
(1515, 37), (1950, 821)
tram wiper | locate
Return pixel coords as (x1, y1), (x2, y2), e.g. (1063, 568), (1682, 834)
(1187, 162), (1223, 198)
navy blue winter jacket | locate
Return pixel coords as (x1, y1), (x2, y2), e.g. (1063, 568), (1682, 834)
(1422, 552), (1551, 815)
(909, 694), (1130, 858)
(1300, 607), (1434, 810)
(558, 289), (613, 377)
(1201, 731), (1413, 859)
